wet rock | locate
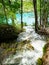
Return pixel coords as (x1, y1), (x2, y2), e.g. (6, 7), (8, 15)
(16, 40), (34, 51)
(0, 42), (17, 63)
(22, 40), (30, 44)
(13, 57), (22, 64)
(24, 43), (34, 50)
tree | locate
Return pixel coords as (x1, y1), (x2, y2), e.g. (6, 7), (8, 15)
(0, 0), (8, 24)
(41, 0), (48, 28)
(0, 0), (20, 26)
(6, 0), (20, 26)
(33, 0), (38, 32)
(21, 0), (23, 30)
(40, 0), (41, 26)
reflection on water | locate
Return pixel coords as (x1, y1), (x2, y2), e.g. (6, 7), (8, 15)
(3, 26), (46, 65)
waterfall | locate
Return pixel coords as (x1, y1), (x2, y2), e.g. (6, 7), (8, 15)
(3, 26), (46, 65)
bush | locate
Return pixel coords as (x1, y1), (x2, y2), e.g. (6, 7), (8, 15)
(0, 24), (20, 42)
(37, 58), (43, 65)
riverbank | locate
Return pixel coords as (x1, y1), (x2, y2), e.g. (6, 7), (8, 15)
(37, 37), (49, 65)
(42, 38), (49, 65)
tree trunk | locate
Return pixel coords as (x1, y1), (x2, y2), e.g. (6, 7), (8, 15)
(21, 0), (23, 30)
(42, 6), (47, 28)
(8, 0), (15, 26)
(12, 17), (15, 26)
(40, 0), (41, 26)
(33, 0), (38, 32)
(2, 0), (8, 24)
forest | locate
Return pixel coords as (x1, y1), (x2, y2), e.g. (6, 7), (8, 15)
(0, 0), (49, 65)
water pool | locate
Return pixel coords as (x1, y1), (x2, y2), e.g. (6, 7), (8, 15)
(16, 12), (35, 25)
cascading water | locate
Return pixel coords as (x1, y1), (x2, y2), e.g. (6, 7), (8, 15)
(3, 26), (46, 65)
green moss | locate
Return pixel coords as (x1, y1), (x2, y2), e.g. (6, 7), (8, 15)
(0, 42), (17, 60)
(43, 44), (47, 54)
(37, 58), (43, 65)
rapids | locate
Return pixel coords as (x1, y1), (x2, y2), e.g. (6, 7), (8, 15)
(3, 26), (46, 65)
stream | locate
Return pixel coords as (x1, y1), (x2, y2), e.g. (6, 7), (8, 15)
(3, 26), (46, 65)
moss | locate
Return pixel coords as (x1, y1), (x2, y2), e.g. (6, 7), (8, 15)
(16, 41), (25, 51)
(43, 44), (47, 54)
(0, 42), (17, 59)
(37, 58), (43, 65)
(43, 42), (49, 54)
(0, 39), (34, 62)
(16, 40), (34, 51)
(0, 41), (25, 60)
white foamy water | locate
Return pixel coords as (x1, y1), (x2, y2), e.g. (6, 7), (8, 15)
(3, 26), (46, 65)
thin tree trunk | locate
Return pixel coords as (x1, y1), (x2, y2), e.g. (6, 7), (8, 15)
(21, 0), (23, 30)
(2, 0), (8, 24)
(42, 2), (47, 28)
(9, 0), (15, 26)
(40, 0), (41, 26)
(12, 17), (15, 26)
(33, 0), (38, 32)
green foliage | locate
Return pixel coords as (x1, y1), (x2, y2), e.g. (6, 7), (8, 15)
(43, 44), (47, 54)
(37, 58), (43, 65)
(23, 1), (33, 12)
(40, 0), (49, 27)
(37, 0), (40, 11)
(0, 0), (20, 25)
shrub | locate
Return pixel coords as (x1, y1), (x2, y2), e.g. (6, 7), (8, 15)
(37, 58), (43, 65)
(0, 24), (20, 42)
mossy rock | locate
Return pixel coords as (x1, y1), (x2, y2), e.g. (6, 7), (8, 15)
(25, 43), (34, 50)
(43, 41), (49, 54)
(0, 24), (19, 42)
(37, 58), (43, 65)
(43, 44), (47, 54)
